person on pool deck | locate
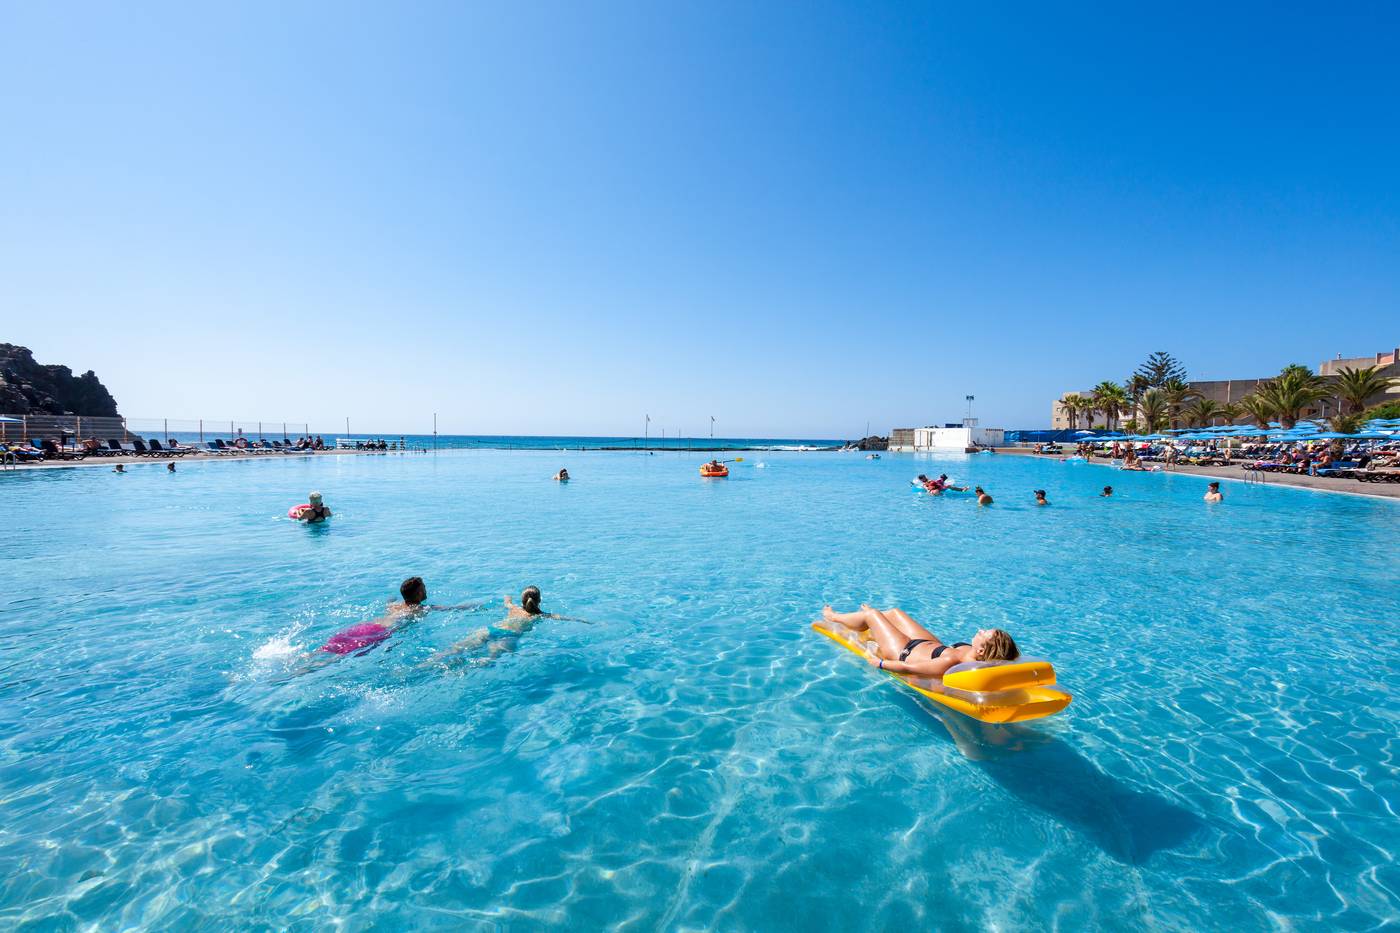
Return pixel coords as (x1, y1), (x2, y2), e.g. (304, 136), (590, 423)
(292, 491), (332, 523)
(1034, 489), (1048, 506)
(554, 468), (570, 481)
(975, 486), (993, 505)
(1204, 481), (1224, 503)
(821, 605), (1019, 678)
(428, 586), (581, 665)
(1101, 485), (1113, 497)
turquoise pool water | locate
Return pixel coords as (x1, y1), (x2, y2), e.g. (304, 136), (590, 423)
(3, 451), (1397, 929)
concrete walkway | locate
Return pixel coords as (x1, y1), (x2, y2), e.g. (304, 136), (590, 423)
(0, 448), (414, 471)
(997, 448), (1400, 500)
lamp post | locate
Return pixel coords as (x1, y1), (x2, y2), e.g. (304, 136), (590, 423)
(710, 416), (715, 441)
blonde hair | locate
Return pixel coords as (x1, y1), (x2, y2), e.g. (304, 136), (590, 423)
(978, 629), (1019, 661)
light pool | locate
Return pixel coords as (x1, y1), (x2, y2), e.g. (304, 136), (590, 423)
(2, 450), (1397, 929)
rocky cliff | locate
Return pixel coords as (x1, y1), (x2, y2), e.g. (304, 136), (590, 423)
(0, 344), (120, 416)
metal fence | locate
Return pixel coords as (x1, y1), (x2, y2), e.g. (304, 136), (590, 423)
(1, 414), (333, 444)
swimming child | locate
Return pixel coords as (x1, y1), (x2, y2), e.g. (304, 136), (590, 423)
(304, 577), (478, 667)
(428, 586), (581, 666)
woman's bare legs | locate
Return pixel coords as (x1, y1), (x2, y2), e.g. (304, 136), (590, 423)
(874, 607), (941, 644)
(822, 606), (913, 659)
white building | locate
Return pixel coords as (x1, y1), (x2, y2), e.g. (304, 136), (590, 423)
(889, 425), (1005, 451)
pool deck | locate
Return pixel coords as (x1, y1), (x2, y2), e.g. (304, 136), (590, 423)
(1, 448), (415, 471)
(997, 448), (1400, 500)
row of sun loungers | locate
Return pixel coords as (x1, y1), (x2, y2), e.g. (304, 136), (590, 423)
(10, 438), (321, 461)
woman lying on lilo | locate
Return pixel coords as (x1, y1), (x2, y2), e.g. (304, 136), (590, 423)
(821, 605), (1019, 677)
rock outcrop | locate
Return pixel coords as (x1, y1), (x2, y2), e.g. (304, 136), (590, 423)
(0, 344), (120, 416)
(854, 435), (889, 451)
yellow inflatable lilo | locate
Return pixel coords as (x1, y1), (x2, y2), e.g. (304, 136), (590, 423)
(812, 621), (1072, 723)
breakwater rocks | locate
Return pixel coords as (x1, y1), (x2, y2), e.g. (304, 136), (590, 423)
(852, 435), (889, 451)
(0, 343), (120, 416)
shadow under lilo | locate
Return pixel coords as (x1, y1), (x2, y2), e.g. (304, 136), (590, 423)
(886, 689), (1206, 865)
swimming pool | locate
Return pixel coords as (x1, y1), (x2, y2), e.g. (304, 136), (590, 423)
(3, 450), (1397, 929)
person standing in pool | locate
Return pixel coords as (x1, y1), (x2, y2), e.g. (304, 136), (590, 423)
(428, 586), (580, 666)
(292, 491), (332, 523)
(820, 604), (1019, 677)
(1204, 482), (1224, 503)
(975, 486), (993, 505)
(1034, 489), (1048, 506)
(554, 468), (570, 481)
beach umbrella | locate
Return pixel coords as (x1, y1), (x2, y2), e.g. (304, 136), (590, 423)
(1141, 434), (1168, 441)
(1074, 430), (1095, 435)
(1345, 431), (1393, 440)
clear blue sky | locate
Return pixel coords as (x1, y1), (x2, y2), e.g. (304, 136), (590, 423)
(2, 2), (1397, 436)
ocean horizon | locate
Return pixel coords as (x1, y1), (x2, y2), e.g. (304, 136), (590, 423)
(153, 431), (851, 452)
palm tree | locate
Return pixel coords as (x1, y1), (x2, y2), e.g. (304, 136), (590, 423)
(1236, 393), (1276, 428)
(1138, 389), (1169, 432)
(1161, 378), (1198, 429)
(1333, 365), (1398, 414)
(1255, 367), (1330, 428)
(1091, 381), (1128, 431)
(1080, 395), (1101, 429)
(1181, 398), (1225, 427)
(1218, 402), (1243, 425)
(1124, 374), (1151, 426)
(1325, 409), (1366, 457)
(1059, 394), (1083, 431)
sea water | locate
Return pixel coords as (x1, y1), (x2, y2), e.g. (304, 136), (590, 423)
(2, 450), (1397, 929)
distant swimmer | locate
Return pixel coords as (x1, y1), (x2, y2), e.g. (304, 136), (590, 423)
(975, 486), (993, 505)
(290, 491), (332, 523)
(113, 463), (125, 474)
(167, 462), (176, 473)
(820, 604), (1018, 678)
(428, 586), (582, 666)
(1101, 485), (1114, 497)
(1034, 489), (1048, 506)
(1204, 481), (1224, 503)
(554, 468), (570, 482)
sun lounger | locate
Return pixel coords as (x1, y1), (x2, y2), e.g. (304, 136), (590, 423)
(147, 439), (185, 457)
(40, 439), (85, 460)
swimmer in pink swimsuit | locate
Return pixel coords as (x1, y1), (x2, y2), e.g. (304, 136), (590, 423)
(294, 577), (480, 673)
(320, 621), (395, 655)
(317, 576), (429, 656)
